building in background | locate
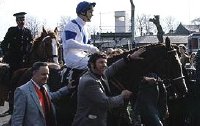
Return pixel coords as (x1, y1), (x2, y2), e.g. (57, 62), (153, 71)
(115, 11), (129, 33)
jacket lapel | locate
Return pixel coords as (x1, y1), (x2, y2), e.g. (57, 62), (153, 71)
(101, 76), (111, 95)
(88, 71), (111, 95)
(28, 82), (45, 118)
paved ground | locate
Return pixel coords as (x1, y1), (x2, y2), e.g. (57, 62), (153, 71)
(0, 102), (10, 126)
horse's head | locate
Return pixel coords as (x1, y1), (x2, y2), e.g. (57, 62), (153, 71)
(107, 37), (188, 97)
(139, 37), (188, 97)
(31, 27), (61, 64)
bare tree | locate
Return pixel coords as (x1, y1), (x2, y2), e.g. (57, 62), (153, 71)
(136, 14), (153, 36)
(164, 16), (176, 33)
(57, 16), (71, 34)
(25, 16), (42, 38)
(191, 18), (200, 25)
(143, 15), (153, 35)
(136, 15), (145, 36)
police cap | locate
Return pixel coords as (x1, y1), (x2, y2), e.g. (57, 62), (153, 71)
(13, 12), (27, 19)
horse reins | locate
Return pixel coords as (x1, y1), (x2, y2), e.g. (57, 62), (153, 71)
(110, 77), (126, 91)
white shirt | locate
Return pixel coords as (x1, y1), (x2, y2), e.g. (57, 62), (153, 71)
(61, 17), (98, 69)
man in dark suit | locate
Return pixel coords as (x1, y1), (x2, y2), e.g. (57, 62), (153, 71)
(0, 12), (33, 116)
(11, 62), (73, 126)
(1, 12), (33, 72)
(72, 48), (145, 126)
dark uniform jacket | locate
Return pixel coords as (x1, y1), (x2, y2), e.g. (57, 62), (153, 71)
(1, 26), (33, 70)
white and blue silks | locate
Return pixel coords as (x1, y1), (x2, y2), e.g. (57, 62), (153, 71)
(61, 17), (99, 69)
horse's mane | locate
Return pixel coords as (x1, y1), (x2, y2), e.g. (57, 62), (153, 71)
(107, 43), (166, 66)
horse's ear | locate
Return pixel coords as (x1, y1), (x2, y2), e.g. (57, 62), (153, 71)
(165, 36), (171, 49)
(54, 27), (58, 34)
(42, 26), (47, 35)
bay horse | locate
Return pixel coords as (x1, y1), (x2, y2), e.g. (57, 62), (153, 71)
(104, 37), (187, 126)
(28, 27), (61, 66)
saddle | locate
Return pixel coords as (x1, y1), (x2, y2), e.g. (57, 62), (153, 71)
(60, 66), (87, 87)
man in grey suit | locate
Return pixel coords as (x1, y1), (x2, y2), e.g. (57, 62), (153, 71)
(11, 62), (73, 126)
(72, 48), (145, 126)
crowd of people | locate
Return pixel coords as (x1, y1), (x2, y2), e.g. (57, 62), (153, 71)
(0, 1), (199, 126)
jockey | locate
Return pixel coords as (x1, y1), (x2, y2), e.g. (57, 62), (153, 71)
(61, 1), (99, 70)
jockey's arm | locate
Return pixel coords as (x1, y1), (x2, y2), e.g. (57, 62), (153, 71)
(63, 38), (99, 53)
(62, 21), (99, 54)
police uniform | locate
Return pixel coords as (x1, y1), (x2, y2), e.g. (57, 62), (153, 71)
(1, 12), (33, 73)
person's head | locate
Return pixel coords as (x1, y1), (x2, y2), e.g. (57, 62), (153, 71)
(88, 52), (107, 75)
(13, 12), (26, 28)
(190, 52), (196, 63)
(31, 62), (49, 86)
(178, 44), (187, 54)
(76, 1), (96, 22)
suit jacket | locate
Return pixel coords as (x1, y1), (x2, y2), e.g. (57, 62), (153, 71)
(72, 58), (127, 126)
(11, 80), (71, 126)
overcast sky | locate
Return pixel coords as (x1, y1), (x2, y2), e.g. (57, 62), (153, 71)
(0, 0), (198, 41)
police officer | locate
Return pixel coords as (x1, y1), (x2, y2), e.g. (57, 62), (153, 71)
(0, 12), (33, 116)
(1, 12), (33, 73)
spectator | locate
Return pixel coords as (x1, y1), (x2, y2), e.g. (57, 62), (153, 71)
(189, 52), (196, 69)
(178, 44), (189, 67)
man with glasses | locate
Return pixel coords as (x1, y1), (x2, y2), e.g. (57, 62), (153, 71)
(0, 12), (33, 116)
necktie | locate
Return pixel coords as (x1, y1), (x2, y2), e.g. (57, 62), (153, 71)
(40, 86), (56, 126)
(40, 86), (50, 115)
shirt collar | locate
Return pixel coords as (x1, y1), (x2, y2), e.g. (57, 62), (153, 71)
(31, 79), (41, 89)
(18, 26), (24, 30)
(89, 69), (102, 79)
(76, 17), (86, 26)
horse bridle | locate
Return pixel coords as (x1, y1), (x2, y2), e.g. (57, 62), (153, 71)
(162, 49), (185, 87)
(42, 36), (59, 62)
